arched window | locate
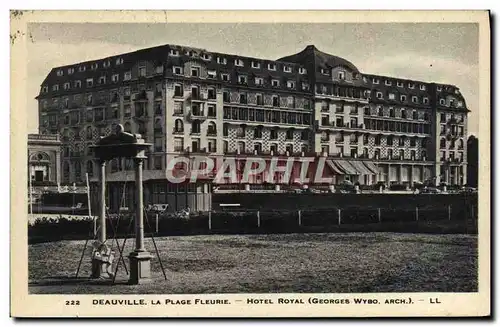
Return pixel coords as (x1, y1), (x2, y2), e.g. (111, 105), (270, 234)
(74, 161), (81, 181)
(254, 142), (262, 153)
(286, 128), (294, 140)
(377, 106), (383, 116)
(208, 122), (217, 135)
(111, 158), (119, 173)
(458, 139), (464, 149)
(401, 109), (406, 119)
(424, 112), (430, 121)
(421, 150), (427, 159)
(86, 126), (93, 140)
(399, 149), (405, 159)
(440, 138), (446, 148)
(237, 141), (245, 154)
(254, 126), (263, 139)
(412, 111), (418, 120)
(374, 148), (380, 159)
(86, 160), (94, 177)
(389, 107), (395, 117)
(301, 144), (308, 153)
(174, 119), (184, 133)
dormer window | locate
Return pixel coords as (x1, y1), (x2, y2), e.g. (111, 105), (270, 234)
(207, 70), (216, 79)
(139, 66), (146, 77)
(385, 80), (392, 86)
(299, 67), (307, 74)
(302, 82), (310, 91)
(124, 71), (132, 81)
(408, 82), (415, 89)
(185, 50), (193, 57)
(388, 93), (395, 100)
(112, 74), (119, 83)
(372, 78), (379, 84)
(420, 84), (426, 91)
(423, 97), (429, 104)
(251, 61), (260, 69)
(400, 95), (407, 102)
(42, 86), (48, 93)
(338, 71), (345, 80)
(457, 101), (463, 108)
(74, 80), (81, 88)
(376, 92), (383, 99)
(234, 59), (244, 67)
(56, 70), (63, 76)
(201, 53), (211, 60)
(286, 80), (296, 89)
(283, 66), (292, 73)
(173, 66), (182, 75)
(397, 81), (404, 87)
(436, 85), (442, 91)
(67, 68), (74, 74)
(271, 79), (280, 87)
(86, 78), (93, 87)
(321, 68), (329, 75)
(255, 77), (264, 86)
(412, 96), (418, 103)
(221, 73), (230, 81)
(78, 65), (86, 72)
(439, 99), (446, 105)
(217, 57), (227, 65)
(103, 60), (111, 68)
(91, 63), (98, 70)
(99, 76), (106, 84)
(169, 49), (179, 56)
(52, 84), (59, 91)
(155, 65), (164, 74)
(238, 75), (248, 84)
(64, 82), (70, 90)
(191, 66), (200, 77)
(268, 63), (276, 71)
(115, 57), (124, 65)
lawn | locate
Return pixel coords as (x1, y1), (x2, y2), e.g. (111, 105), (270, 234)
(28, 232), (477, 294)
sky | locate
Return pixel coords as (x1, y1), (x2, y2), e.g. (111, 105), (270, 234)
(26, 23), (479, 136)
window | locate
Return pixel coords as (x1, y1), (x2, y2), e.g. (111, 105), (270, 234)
(64, 82), (70, 90)
(67, 68), (74, 74)
(338, 71), (345, 80)
(234, 59), (244, 67)
(174, 84), (183, 97)
(124, 71), (131, 80)
(52, 84), (59, 91)
(401, 109), (406, 119)
(268, 63), (276, 71)
(408, 82), (415, 89)
(78, 65), (86, 72)
(238, 75), (248, 84)
(42, 86), (48, 93)
(412, 96), (418, 103)
(299, 67), (307, 74)
(389, 108), (395, 117)
(437, 85), (442, 92)
(385, 80), (392, 86)
(286, 80), (296, 89)
(207, 105), (216, 118)
(115, 57), (124, 65)
(440, 138), (446, 148)
(400, 95), (407, 102)
(201, 53), (211, 60)
(173, 66), (182, 75)
(191, 67), (200, 77)
(56, 70), (63, 76)
(99, 76), (106, 85)
(271, 79), (280, 87)
(256, 94), (263, 105)
(221, 73), (230, 81)
(376, 92), (383, 99)
(397, 81), (404, 87)
(139, 66), (147, 77)
(91, 63), (98, 70)
(223, 91), (230, 103)
(255, 77), (264, 86)
(412, 111), (418, 120)
(439, 99), (446, 105)
(388, 93), (395, 100)
(372, 78), (379, 84)
(423, 97), (429, 105)
(207, 88), (216, 100)
(217, 57), (227, 65)
(169, 49), (179, 56)
(111, 74), (119, 83)
(321, 68), (329, 75)
(155, 65), (164, 74)
(251, 61), (260, 69)
(207, 70), (216, 79)
(239, 93), (247, 104)
(272, 96), (279, 107)
(283, 66), (292, 73)
(302, 83), (310, 91)
(103, 60), (111, 68)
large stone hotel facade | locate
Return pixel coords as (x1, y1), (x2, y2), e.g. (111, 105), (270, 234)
(36, 44), (469, 209)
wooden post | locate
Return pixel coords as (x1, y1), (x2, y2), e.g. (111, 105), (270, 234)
(208, 211), (212, 231)
(448, 205), (451, 221)
(338, 208), (341, 225)
(377, 208), (381, 223)
(257, 211), (261, 228)
(155, 213), (159, 234)
(28, 168), (33, 215)
(85, 173), (95, 237)
(415, 207), (419, 222)
(298, 210), (302, 226)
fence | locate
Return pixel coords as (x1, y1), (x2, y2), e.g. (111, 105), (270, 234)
(28, 203), (478, 244)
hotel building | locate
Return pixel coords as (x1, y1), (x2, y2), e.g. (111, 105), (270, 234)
(35, 44), (469, 210)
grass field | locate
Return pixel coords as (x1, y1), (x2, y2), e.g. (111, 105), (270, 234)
(28, 232), (477, 294)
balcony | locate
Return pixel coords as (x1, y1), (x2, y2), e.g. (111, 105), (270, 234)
(207, 130), (217, 137)
(172, 129), (184, 135)
(134, 90), (148, 102)
(187, 110), (207, 122)
(190, 92), (208, 102)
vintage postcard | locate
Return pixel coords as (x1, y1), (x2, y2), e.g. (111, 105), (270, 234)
(10, 10), (491, 318)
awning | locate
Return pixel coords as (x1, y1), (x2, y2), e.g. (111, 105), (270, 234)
(335, 160), (359, 175)
(350, 161), (374, 175)
(363, 161), (379, 175)
(326, 160), (345, 174)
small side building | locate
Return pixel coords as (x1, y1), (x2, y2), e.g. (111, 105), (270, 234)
(28, 134), (61, 185)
